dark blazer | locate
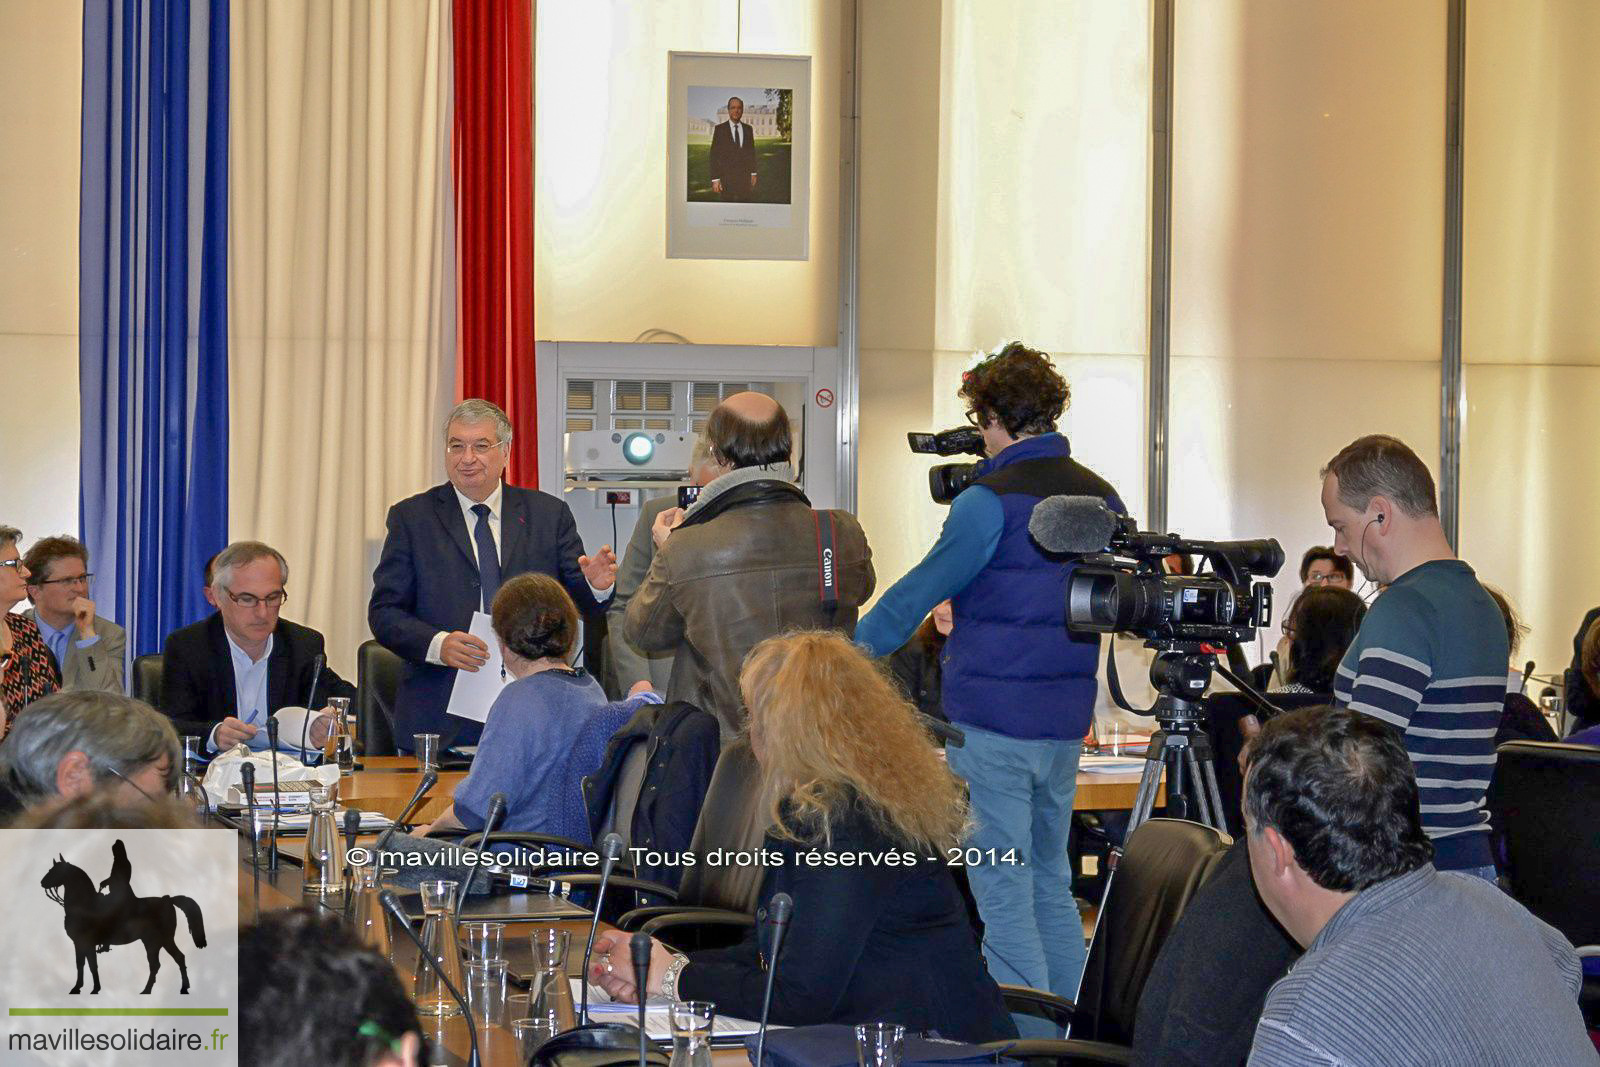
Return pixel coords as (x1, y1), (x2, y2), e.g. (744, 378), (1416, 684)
(708, 120), (757, 198)
(367, 483), (603, 749)
(1565, 606), (1599, 732)
(158, 613), (355, 742)
(677, 796), (1017, 1043)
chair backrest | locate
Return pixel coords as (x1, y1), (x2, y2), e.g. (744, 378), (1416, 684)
(672, 739), (770, 914)
(356, 640), (402, 757)
(1486, 740), (1600, 947)
(1204, 691), (1329, 836)
(1074, 817), (1232, 1045)
(131, 654), (164, 709)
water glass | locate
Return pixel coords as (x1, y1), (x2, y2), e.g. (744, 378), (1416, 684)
(414, 733), (441, 770)
(247, 806), (276, 866)
(856, 1023), (906, 1067)
(460, 921), (505, 963)
(513, 1015), (561, 1061)
(413, 880), (465, 1018)
(463, 958), (508, 1029)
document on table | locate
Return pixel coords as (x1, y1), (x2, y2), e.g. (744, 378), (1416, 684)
(1079, 755), (1150, 773)
(567, 980), (771, 1039)
(446, 611), (509, 722)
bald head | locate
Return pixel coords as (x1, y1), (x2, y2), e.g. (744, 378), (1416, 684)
(705, 392), (792, 470)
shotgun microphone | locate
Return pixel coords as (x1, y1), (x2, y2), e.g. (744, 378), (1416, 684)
(299, 652), (326, 757)
(753, 892), (794, 1067)
(241, 762), (261, 917)
(262, 719), (281, 871)
(453, 792), (507, 923)
(631, 932), (653, 1067)
(380, 889), (478, 1067)
(374, 768), (438, 851)
(580, 833), (627, 1025)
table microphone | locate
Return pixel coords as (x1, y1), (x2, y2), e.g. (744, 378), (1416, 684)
(342, 808), (361, 918)
(379, 889), (479, 1067)
(453, 792), (506, 923)
(298, 652), (327, 758)
(580, 832), (627, 1026)
(374, 768), (439, 852)
(630, 932), (652, 1067)
(241, 762), (261, 917)
(754, 892), (794, 1067)
(261, 720), (281, 872)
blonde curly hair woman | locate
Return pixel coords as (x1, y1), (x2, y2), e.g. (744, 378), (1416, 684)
(590, 631), (1016, 1042)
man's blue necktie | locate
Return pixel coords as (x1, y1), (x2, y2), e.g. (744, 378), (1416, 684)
(471, 503), (502, 611)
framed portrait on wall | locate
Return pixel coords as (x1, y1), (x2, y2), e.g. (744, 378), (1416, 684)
(667, 51), (811, 260)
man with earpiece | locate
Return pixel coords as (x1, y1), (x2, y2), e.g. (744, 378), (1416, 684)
(1318, 435), (1508, 882)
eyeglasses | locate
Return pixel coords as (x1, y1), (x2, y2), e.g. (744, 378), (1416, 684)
(224, 589), (288, 609)
(0, 560), (22, 572)
(446, 440), (504, 457)
(1305, 573), (1345, 586)
(964, 409), (985, 428)
(102, 763), (166, 802)
(34, 572), (92, 588)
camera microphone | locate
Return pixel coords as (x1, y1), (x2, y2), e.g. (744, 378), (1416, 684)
(1029, 495), (1126, 554)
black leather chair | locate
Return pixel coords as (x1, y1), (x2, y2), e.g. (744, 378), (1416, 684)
(1486, 740), (1600, 1026)
(986, 817), (1233, 1064)
(355, 639), (401, 757)
(131, 654), (164, 708)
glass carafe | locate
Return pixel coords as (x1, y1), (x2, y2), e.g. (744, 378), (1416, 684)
(527, 927), (575, 1030)
(347, 863), (393, 960)
(667, 1001), (715, 1067)
(303, 785), (344, 895)
(176, 735), (210, 821)
(413, 880), (466, 1017)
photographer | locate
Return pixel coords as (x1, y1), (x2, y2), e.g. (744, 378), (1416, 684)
(856, 342), (1123, 1004)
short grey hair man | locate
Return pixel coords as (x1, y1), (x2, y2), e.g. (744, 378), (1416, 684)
(209, 541), (290, 595)
(0, 691), (180, 809)
(0, 525), (20, 550)
(444, 398), (513, 447)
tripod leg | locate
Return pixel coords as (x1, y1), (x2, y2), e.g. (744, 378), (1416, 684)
(1126, 752), (1167, 839)
(1199, 751), (1227, 834)
(1167, 745), (1189, 821)
(1182, 745), (1215, 830)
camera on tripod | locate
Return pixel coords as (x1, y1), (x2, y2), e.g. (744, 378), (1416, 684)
(906, 427), (985, 504)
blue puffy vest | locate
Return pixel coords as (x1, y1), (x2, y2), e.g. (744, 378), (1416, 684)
(941, 434), (1124, 741)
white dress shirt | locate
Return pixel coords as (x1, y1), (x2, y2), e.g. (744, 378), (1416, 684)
(425, 485), (504, 665)
(208, 631), (273, 752)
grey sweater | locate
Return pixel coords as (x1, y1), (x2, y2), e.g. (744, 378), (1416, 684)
(1248, 865), (1595, 1065)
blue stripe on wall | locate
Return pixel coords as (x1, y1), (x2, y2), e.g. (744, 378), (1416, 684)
(80, 0), (230, 663)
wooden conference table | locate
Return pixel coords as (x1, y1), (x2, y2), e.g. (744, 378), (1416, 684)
(236, 757), (1158, 1064)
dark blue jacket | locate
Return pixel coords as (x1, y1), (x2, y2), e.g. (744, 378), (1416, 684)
(367, 483), (602, 749)
(942, 435), (1123, 741)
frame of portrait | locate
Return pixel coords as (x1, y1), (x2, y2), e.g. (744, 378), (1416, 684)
(667, 51), (811, 260)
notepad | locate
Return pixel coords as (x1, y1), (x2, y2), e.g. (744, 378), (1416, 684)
(567, 980), (772, 1040)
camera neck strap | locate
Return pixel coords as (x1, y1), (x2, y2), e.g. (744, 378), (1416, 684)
(1104, 637), (1154, 717)
(813, 510), (839, 615)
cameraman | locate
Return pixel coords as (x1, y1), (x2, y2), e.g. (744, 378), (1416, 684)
(856, 343), (1123, 1004)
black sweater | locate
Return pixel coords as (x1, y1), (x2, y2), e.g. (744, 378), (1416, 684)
(678, 798), (1016, 1043)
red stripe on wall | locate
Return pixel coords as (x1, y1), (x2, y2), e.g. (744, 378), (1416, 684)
(453, 0), (537, 485)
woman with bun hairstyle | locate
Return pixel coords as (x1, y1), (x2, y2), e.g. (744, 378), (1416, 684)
(418, 574), (657, 841)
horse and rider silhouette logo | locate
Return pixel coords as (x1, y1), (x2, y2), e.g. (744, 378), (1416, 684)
(40, 840), (207, 995)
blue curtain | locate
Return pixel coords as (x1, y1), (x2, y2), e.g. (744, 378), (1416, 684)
(80, 0), (230, 662)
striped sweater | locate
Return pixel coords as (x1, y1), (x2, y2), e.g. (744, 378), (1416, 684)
(1248, 865), (1591, 1066)
(1332, 560), (1508, 870)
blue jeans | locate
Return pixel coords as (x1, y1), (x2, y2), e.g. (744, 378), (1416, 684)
(946, 724), (1087, 1006)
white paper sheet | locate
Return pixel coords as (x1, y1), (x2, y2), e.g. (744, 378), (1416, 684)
(567, 980), (770, 1039)
(445, 611), (509, 723)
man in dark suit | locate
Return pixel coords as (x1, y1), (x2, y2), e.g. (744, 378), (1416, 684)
(707, 96), (758, 202)
(161, 541), (355, 753)
(369, 399), (617, 750)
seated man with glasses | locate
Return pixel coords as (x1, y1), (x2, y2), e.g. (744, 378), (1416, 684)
(161, 540), (355, 755)
(20, 535), (127, 694)
(0, 690), (179, 825)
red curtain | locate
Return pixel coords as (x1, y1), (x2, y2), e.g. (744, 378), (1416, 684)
(453, 0), (537, 485)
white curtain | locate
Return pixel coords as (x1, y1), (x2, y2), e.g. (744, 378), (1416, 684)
(229, 0), (456, 677)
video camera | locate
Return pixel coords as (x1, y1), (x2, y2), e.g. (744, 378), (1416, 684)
(1028, 496), (1283, 647)
(906, 428), (985, 504)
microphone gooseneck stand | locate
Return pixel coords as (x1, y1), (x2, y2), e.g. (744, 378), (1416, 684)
(630, 932), (652, 1067)
(453, 792), (507, 924)
(373, 769), (439, 853)
(379, 889), (478, 1067)
(754, 892), (794, 1067)
(579, 832), (627, 1026)
(241, 762), (261, 919)
(263, 718), (283, 872)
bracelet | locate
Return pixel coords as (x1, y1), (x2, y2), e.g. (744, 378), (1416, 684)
(659, 953), (690, 1002)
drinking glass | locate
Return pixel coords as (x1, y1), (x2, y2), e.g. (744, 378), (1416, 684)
(413, 733), (440, 771)
(513, 1015), (561, 1060)
(412, 880), (465, 1017)
(855, 1023), (906, 1067)
(463, 958), (508, 1029)
(460, 921), (505, 963)
(667, 1001), (715, 1067)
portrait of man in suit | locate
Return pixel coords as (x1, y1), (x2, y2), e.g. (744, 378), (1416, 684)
(708, 96), (758, 201)
(368, 399), (618, 750)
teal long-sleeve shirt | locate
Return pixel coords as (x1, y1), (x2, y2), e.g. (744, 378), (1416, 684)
(854, 486), (1006, 657)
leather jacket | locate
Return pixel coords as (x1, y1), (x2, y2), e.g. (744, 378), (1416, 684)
(623, 475), (874, 740)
